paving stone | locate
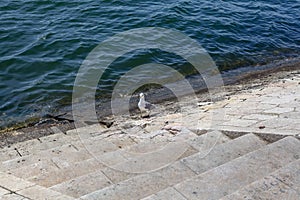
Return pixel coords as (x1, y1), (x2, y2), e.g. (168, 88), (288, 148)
(242, 113), (278, 120)
(38, 133), (79, 148)
(1, 143), (89, 171)
(280, 111), (300, 119)
(27, 158), (105, 187)
(177, 145), (198, 160)
(0, 172), (35, 192)
(254, 128), (300, 136)
(142, 187), (187, 200)
(220, 159), (300, 200)
(0, 187), (10, 196)
(106, 136), (137, 149)
(187, 130), (230, 152)
(167, 128), (198, 142)
(18, 185), (74, 200)
(174, 136), (300, 200)
(122, 141), (170, 155)
(271, 159), (300, 192)
(107, 141), (190, 173)
(264, 107), (294, 114)
(78, 137), (119, 156)
(13, 133), (79, 157)
(181, 134), (266, 174)
(9, 139), (44, 156)
(50, 170), (112, 198)
(101, 167), (136, 184)
(222, 119), (258, 127)
(9, 160), (58, 179)
(80, 161), (196, 200)
(0, 193), (29, 200)
(225, 107), (265, 115)
(0, 148), (21, 162)
(260, 96), (294, 105)
(66, 124), (107, 139)
(256, 118), (298, 129)
(95, 150), (128, 166)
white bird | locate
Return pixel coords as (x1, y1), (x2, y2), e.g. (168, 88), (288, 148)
(138, 93), (154, 117)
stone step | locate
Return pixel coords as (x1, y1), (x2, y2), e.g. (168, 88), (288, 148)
(181, 133), (266, 174)
(47, 141), (192, 197)
(9, 158), (105, 188)
(186, 130), (231, 151)
(1, 129), (231, 197)
(0, 124), (111, 163)
(139, 133), (266, 200)
(141, 187), (187, 200)
(50, 170), (112, 198)
(104, 130), (229, 164)
(220, 159), (300, 200)
(0, 127), (77, 162)
(0, 171), (74, 200)
(0, 131), (134, 171)
(79, 161), (196, 200)
(72, 133), (238, 199)
(6, 140), (177, 188)
(173, 136), (300, 200)
(44, 130), (230, 197)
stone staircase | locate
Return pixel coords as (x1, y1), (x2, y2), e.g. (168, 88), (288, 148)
(0, 124), (299, 200)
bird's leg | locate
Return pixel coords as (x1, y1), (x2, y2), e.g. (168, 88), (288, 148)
(140, 110), (143, 118)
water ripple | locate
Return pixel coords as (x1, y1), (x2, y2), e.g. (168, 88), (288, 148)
(0, 0), (299, 127)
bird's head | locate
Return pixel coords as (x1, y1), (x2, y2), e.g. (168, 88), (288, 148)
(139, 93), (145, 98)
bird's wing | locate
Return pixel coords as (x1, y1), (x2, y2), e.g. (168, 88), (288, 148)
(145, 101), (156, 109)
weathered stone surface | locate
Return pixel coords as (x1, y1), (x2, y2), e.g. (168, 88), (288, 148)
(66, 124), (107, 138)
(0, 187), (10, 196)
(26, 158), (105, 187)
(108, 141), (190, 173)
(0, 148), (21, 162)
(242, 113), (278, 120)
(1, 143), (92, 174)
(0, 172), (35, 192)
(181, 133), (266, 174)
(221, 159), (300, 200)
(101, 167), (136, 184)
(18, 185), (74, 200)
(80, 162), (196, 200)
(9, 160), (58, 179)
(0, 193), (29, 200)
(1, 71), (300, 199)
(142, 187), (187, 200)
(174, 136), (300, 200)
(50, 170), (112, 198)
(222, 119), (258, 127)
(187, 130), (230, 152)
(264, 107), (294, 114)
(95, 150), (128, 166)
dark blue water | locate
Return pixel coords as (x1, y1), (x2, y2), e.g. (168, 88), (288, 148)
(0, 0), (299, 127)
